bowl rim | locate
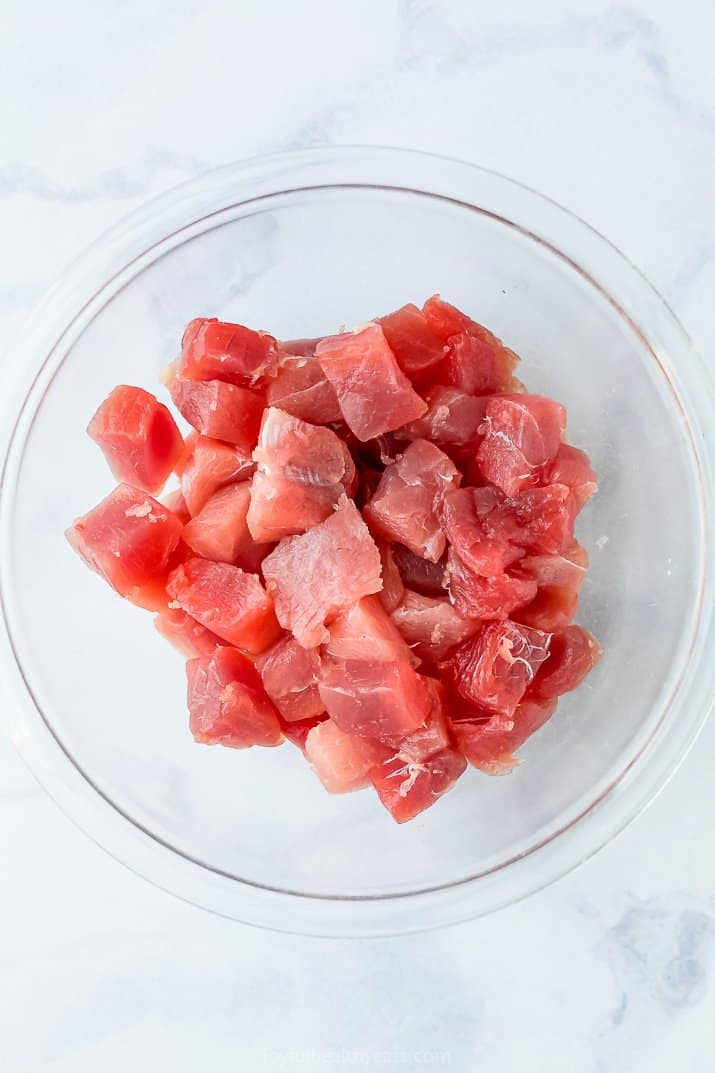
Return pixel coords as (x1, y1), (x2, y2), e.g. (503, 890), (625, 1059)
(2, 144), (714, 937)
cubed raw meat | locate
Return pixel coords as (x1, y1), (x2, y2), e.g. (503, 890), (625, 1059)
(399, 385), (488, 452)
(266, 354), (343, 425)
(422, 295), (519, 394)
(170, 376), (264, 451)
(179, 317), (278, 386)
(247, 407), (356, 541)
(383, 677), (453, 762)
(365, 439), (461, 562)
(318, 657), (432, 738)
(392, 590), (481, 661)
(186, 646), (283, 748)
(445, 620), (552, 717)
(182, 482), (269, 570)
(546, 444), (598, 510)
(154, 606), (223, 658)
(378, 302), (446, 379)
(256, 636), (324, 722)
(445, 548), (537, 620)
(392, 543), (447, 596)
(261, 498), (382, 648)
(325, 595), (419, 666)
(377, 542), (406, 613)
(281, 714), (328, 751)
(167, 557), (280, 654)
(370, 747), (467, 823)
(316, 323), (427, 441)
(88, 385), (183, 493)
(453, 695), (558, 775)
(476, 395), (566, 496)
(532, 625), (602, 698)
(67, 483), (183, 600)
(474, 484), (576, 555)
(440, 487), (520, 578)
(177, 433), (255, 516)
(305, 720), (391, 793)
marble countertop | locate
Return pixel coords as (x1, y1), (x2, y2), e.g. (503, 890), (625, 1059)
(2, 2), (714, 1070)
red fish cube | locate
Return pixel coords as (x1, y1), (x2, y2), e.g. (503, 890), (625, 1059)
(88, 385), (183, 494)
(154, 606), (223, 659)
(167, 557), (280, 655)
(318, 658), (432, 738)
(170, 376), (264, 451)
(261, 498), (382, 648)
(256, 636), (324, 722)
(316, 323), (427, 441)
(378, 302), (446, 380)
(179, 317), (278, 386)
(305, 719), (392, 794)
(370, 747), (467, 823)
(532, 625), (602, 699)
(365, 439), (461, 563)
(67, 483), (183, 599)
(186, 646), (283, 748)
(183, 481), (269, 569)
(476, 394), (566, 497)
(391, 590), (481, 662)
(247, 407), (356, 541)
(177, 433), (255, 516)
(446, 620), (552, 718)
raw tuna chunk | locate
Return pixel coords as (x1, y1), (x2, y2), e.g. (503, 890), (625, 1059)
(170, 376), (264, 451)
(514, 586), (578, 632)
(167, 557), (280, 654)
(392, 543), (447, 596)
(179, 317), (278, 386)
(256, 636), (324, 722)
(392, 590), (481, 661)
(422, 295), (519, 395)
(532, 625), (602, 698)
(182, 482), (269, 570)
(370, 747), (467, 823)
(382, 677), (452, 762)
(399, 385), (488, 453)
(546, 444), (598, 510)
(261, 498), (382, 648)
(445, 620), (552, 718)
(278, 338), (321, 358)
(281, 714), (328, 751)
(247, 407), (356, 541)
(445, 548), (536, 620)
(378, 542), (406, 612)
(473, 484), (576, 556)
(318, 658), (432, 738)
(440, 487), (521, 578)
(186, 646), (283, 748)
(154, 606), (223, 658)
(325, 595), (418, 666)
(305, 719), (391, 793)
(365, 440), (461, 562)
(519, 540), (589, 590)
(476, 395), (566, 497)
(514, 540), (588, 631)
(266, 354), (342, 425)
(453, 695), (558, 775)
(316, 323), (427, 441)
(177, 433), (255, 516)
(162, 489), (191, 524)
(67, 483), (183, 600)
(88, 385), (183, 494)
(378, 303), (446, 379)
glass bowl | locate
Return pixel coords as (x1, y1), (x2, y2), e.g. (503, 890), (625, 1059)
(1, 147), (714, 937)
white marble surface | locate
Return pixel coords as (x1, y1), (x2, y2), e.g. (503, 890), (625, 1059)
(2, 1), (715, 1069)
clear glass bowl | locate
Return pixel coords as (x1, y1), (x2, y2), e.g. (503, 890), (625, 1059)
(1, 147), (714, 937)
